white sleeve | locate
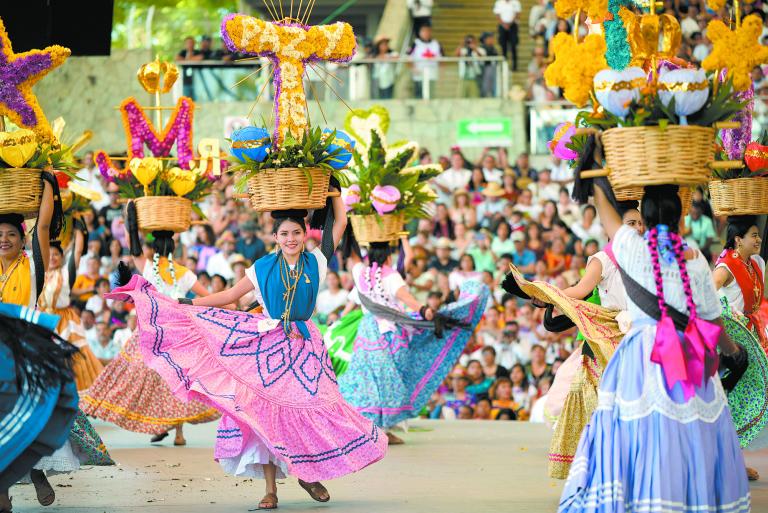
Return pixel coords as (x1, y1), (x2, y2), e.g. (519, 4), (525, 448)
(244, 265), (263, 305)
(384, 271), (408, 298)
(312, 248), (328, 283)
(612, 225), (640, 270)
(693, 257), (723, 321)
(179, 270), (198, 294)
(587, 251), (609, 281)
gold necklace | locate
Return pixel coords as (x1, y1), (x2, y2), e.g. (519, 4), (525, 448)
(278, 252), (304, 331)
(0, 253), (23, 283)
(745, 258), (761, 304)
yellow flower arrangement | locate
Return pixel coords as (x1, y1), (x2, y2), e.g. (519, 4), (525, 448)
(705, 0), (726, 10)
(545, 33), (608, 107)
(554, 0), (609, 22)
(221, 14), (355, 145)
(167, 167), (197, 196)
(702, 15), (768, 91)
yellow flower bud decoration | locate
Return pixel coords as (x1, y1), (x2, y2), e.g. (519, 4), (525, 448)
(129, 157), (162, 188)
(0, 129), (37, 168)
(168, 167), (196, 197)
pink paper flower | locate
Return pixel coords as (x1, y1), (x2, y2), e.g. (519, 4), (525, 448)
(371, 185), (400, 214)
(343, 184), (361, 212)
(548, 123), (578, 160)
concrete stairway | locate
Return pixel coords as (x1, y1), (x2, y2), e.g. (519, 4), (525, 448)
(429, 0), (540, 97)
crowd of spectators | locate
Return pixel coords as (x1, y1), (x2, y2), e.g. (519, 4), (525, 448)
(70, 140), (725, 424)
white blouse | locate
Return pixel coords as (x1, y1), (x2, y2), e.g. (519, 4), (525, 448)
(715, 254), (765, 314)
(613, 225), (721, 321)
(142, 261), (197, 299)
(587, 250), (627, 311)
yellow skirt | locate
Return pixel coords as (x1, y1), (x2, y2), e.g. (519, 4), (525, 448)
(47, 306), (103, 390)
(73, 345), (104, 391)
(547, 353), (602, 479)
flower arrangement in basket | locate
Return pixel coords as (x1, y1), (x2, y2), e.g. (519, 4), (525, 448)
(220, 10), (358, 212)
(0, 17), (78, 217)
(93, 57), (225, 233)
(543, 0), (764, 200)
(709, 130), (768, 216)
(340, 106), (442, 244)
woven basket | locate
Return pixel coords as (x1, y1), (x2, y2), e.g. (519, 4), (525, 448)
(350, 213), (405, 244)
(709, 177), (768, 216)
(247, 167), (331, 212)
(611, 185), (693, 214)
(679, 187), (692, 217)
(602, 126), (715, 189)
(0, 168), (43, 217)
(134, 196), (192, 233)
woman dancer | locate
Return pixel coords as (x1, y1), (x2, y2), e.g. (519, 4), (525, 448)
(338, 241), (489, 444)
(107, 193), (388, 510)
(503, 204), (642, 478)
(713, 215), (768, 481)
(80, 210), (220, 445)
(38, 223), (103, 390)
(0, 177), (112, 509)
(0, 304), (79, 513)
(558, 183), (749, 513)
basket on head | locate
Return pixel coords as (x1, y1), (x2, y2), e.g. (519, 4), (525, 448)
(610, 185), (693, 215)
(602, 125), (715, 190)
(134, 196), (192, 233)
(709, 177), (768, 216)
(0, 168), (43, 218)
(247, 167), (331, 212)
(350, 213), (405, 245)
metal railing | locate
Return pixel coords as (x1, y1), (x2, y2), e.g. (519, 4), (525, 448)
(526, 97), (768, 155)
(176, 56), (510, 103)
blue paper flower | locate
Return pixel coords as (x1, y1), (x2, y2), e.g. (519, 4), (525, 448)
(323, 128), (355, 170)
(230, 126), (271, 163)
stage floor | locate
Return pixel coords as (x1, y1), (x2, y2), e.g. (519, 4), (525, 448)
(8, 419), (768, 512)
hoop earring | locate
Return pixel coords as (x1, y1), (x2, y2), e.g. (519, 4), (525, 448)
(301, 241), (305, 254)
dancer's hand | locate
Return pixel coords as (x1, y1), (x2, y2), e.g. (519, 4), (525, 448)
(419, 306), (435, 321)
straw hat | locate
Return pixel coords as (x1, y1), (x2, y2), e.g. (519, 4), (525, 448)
(481, 182), (506, 197)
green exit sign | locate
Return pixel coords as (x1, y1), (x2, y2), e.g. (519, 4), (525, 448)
(456, 118), (513, 148)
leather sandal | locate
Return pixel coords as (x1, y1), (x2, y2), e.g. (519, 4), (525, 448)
(30, 470), (55, 507)
(386, 432), (405, 445)
(258, 492), (278, 510)
(298, 480), (330, 502)
(150, 432), (169, 443)
(747, 467), (760, 481)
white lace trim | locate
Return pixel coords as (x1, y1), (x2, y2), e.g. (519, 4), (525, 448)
(563, 474), (751, 513)
(218, 438), (289, 480)
(596, 328), (727, 424)
(30, 441), (80, 475)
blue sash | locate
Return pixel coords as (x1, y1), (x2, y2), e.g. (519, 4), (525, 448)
(0, 303), (60, 331)
(253, 251), (319, 339)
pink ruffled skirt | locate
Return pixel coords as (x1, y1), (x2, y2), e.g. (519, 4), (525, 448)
(107, 276), (388, 482)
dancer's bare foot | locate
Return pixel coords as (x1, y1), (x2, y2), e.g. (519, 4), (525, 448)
(298, 479), (330, 502)
(747, 467), (760, 481)
(30, 470), (54, 506)
(257, 492), (278, 509)
(0, 490), (12, 513)
(174, 424), (186, 446)
(386, 432), (405, 445)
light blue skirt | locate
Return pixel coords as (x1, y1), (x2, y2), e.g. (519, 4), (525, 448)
(339, 281), (489, 428)
(559, 319), (751, 513)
